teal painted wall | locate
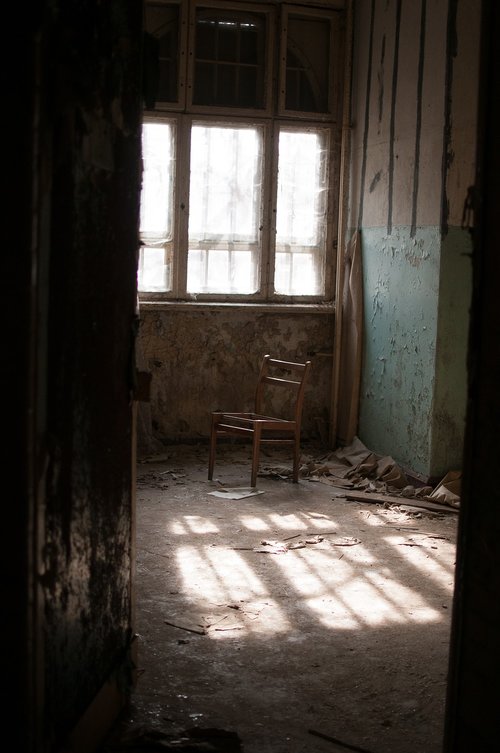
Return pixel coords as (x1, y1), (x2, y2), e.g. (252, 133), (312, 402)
(357, 226), (472, 478)
(358, 226), (440, 476)
(431, 226), (473, 474)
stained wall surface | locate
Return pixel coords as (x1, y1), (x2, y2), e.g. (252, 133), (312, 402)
(348, 0), (478, 478)
(137, 306), (334, 447)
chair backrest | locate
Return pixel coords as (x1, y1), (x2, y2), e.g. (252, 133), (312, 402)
(254, 355), (312, 424)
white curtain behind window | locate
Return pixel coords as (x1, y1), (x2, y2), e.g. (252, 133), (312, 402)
(187, 124), (263, 294)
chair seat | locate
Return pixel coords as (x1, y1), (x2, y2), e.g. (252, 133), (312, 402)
(214, 412), (297, 438)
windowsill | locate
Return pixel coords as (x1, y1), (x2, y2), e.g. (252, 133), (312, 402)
(138, 300), (336, 314)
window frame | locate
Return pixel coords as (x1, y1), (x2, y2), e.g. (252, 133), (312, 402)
(139, 0), (343, 305)
(186, 118), (267, 297)
(143, 0), (189, 110)
(186, 0), (275, 117)
(278, 3), (343, 120)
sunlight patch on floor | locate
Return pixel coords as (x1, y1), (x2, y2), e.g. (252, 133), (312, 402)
(238, 515), (271, 531)
(175, 544), (291, 636)
(267, 513), (309, 530)
(305, 595), (360, 629)
(184, 515), (221, 534)
(173, 509), (449, 637)
(170, 520), (188, 534)
(384, 534), (456, 589)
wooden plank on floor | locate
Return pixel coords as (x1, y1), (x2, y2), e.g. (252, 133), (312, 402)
(344, 490), (459, 514)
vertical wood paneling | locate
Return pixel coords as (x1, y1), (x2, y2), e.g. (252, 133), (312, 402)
(352, 0), (451, 232)
(348, 0), (371, 229)
(410, 0), (426, 237)
(416, 0), (448, 227)
(441, 0), (458, 234)
(390, 0), (421, 227)
(445, 0), (481, 228)
(357, 0), (376, 227)
(387, 0), (402, 233)
(360, 0), (398, 227)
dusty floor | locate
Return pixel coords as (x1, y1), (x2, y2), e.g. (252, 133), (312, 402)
(103, 442), (458, 753)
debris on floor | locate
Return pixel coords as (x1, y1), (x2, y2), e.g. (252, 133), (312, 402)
(207, 487), (265, 499)
(344, 490), (458, 515)
(428, 471), (461, 508)
(257, 464), (294, 480)
(308, 727), (377, 753)
(298, 436), (461, 511)
(164, 620), (207, 636)
(233, 533), (361, 555)
(101, 725), (243, 752)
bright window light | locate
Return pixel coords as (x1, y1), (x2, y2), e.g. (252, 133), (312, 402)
(187, 124), (263, 294)
(139, 121), (176, 292)
(275, 129), (329, 295)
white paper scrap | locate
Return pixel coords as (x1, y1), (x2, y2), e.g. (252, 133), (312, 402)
(208, 487), (265, 500)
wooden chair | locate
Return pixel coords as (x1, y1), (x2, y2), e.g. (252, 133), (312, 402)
(208, 355), (312, 487)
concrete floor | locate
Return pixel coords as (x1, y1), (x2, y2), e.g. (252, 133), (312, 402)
(103, 442), (458, 753)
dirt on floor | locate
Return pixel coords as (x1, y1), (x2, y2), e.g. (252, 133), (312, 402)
(101, 442), (458, 753)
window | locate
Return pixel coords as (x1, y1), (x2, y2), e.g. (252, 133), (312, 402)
(139, 121), (176, 291)
(139, 1), (344, 302)
(187, 123), (263, 294)
(192, 9), (267, 108)
(275, 128), (330, 296)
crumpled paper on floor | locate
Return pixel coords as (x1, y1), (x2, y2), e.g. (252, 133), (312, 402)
(298, 436), (460, 507)
(429, 471), (461, 508)
(300, 436), (410, 491)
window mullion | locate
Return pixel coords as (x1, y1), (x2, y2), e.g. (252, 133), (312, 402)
(174, 114), (191, 297)
(260, 121), (276, 299)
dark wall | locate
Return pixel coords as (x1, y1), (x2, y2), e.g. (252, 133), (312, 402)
(9, 2), (143, 751)
(444, 1), (500, 750)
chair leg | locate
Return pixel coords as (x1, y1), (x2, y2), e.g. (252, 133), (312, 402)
(251, 425), (262, 488)
(208, 418), (218, 480)
(292, 434), (300, 483)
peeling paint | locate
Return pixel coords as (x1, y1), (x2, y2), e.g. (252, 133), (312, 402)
(357, 224), (470, 477)
(358, 226), (440, 475)
(369, 170), (382, 192)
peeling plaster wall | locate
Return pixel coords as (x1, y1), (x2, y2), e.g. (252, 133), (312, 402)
(137, 307), (334, 447)
(348, 0), (478, 478)
(357, 226), (440, 472)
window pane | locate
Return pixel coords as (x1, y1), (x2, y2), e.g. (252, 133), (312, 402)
(138, 246), (172, 292)
(219, 27), (238, 62)
(275, 129), (329, 295)
(239, 67), (258, 107)
(285, 15), (331, 113)
(139, 122), (175, 292)
(187, 124), (263, 294)
(144, 3), (180, 104)
(193, 10), (266, 109)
